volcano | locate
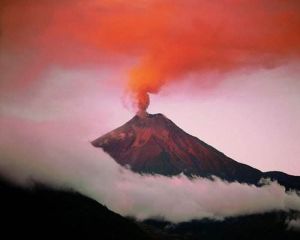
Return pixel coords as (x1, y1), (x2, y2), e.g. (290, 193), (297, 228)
(92, 112), (300, 189)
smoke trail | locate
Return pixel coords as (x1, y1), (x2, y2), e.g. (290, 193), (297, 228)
(1, 0), (300, 111)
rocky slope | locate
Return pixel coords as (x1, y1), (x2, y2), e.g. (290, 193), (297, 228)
(92, 112), (300, 189)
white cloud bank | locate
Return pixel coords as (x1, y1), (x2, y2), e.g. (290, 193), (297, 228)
(0, 117), (300, 223)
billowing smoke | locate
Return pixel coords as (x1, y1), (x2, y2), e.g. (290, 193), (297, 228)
(1, 116), (300, 223)
(126, 0), (300, 110)
(1, 0), (300, 111)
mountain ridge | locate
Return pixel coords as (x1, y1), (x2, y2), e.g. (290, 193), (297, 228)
(0, 175), (153, 240)
(92, 112), (300, 189)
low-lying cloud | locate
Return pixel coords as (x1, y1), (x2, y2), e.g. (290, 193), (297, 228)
(0, 116), (300, 223)
(287, 218), (300, 231)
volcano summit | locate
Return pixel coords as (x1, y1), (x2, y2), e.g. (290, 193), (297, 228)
(92, 112), (300, 189)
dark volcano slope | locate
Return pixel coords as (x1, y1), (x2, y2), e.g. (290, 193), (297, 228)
(92, 113), (300, 189)
(0, 177), (152, 240)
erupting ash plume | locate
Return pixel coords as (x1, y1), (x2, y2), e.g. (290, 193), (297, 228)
(124, 0), (300, 111)
(1, 0), (300, 110)
(136, 92), (150, 113)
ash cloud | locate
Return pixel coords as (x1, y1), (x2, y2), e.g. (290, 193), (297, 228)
(1, 0), (300, 110)
(0, 116), (300, 223)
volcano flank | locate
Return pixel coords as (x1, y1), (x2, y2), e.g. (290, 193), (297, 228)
(92, 112), (300, 189)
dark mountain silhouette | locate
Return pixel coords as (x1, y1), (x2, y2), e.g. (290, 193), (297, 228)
(142, 212), (300, 240)
(92, 112), (300, 189)
(0, 176), (153, 240)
